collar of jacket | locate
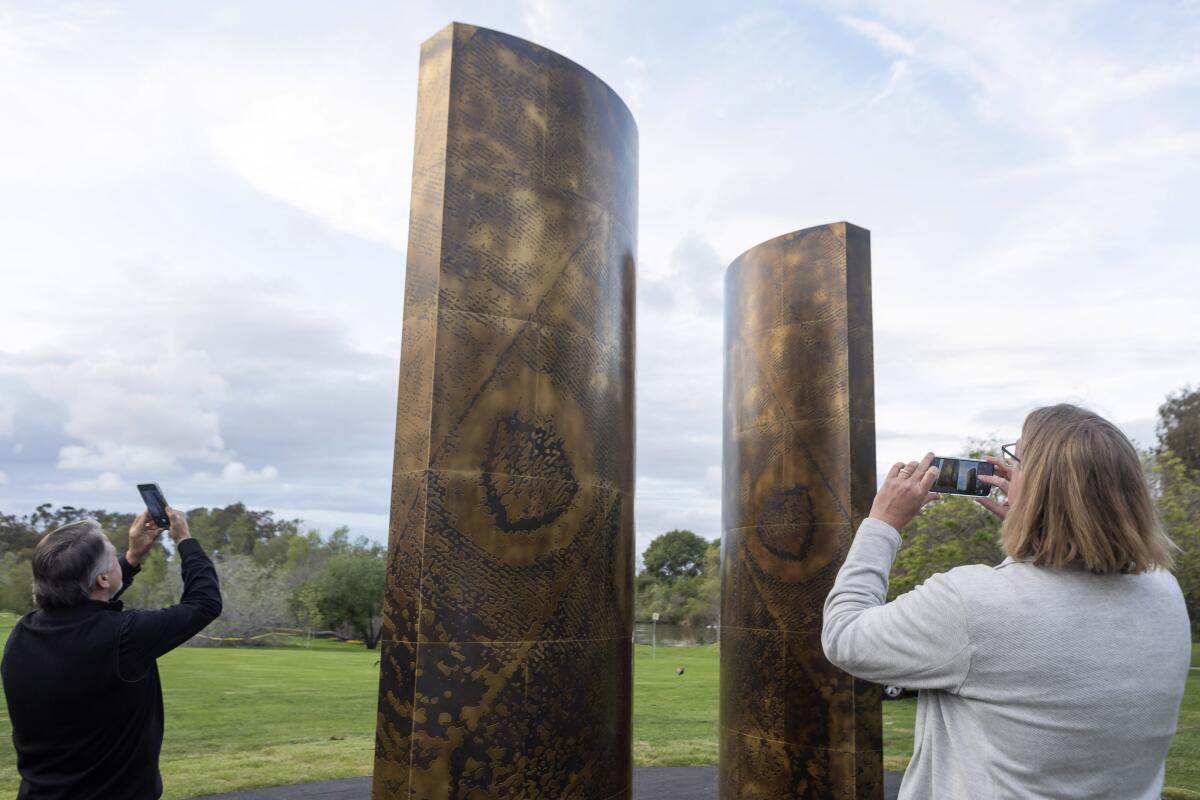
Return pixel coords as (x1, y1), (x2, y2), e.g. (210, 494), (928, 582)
(41, 598), (125, 614)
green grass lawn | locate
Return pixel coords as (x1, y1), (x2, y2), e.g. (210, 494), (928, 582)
(1, 612), (1197, 799)
(632, 644), (719, 766)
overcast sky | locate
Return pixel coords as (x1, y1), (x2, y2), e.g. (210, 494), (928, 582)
(2, 1), (1198, 564)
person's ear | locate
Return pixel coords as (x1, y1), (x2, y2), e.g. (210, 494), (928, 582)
(96, 572), (110, 590)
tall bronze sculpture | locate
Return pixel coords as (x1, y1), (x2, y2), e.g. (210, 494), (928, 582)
(373, 23), (636, 800)
(720, 223), (881, 798)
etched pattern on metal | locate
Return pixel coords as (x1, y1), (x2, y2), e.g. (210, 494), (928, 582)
(720, 223), (882, 799)
(373, 22), (636, 800)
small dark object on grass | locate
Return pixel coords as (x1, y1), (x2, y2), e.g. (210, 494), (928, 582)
(676, 667), (685, 675)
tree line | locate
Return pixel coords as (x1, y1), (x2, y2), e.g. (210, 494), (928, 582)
(0, 504), (387, 648)
(2, 386), (1198, 644)
(632, 386), (1200, 640)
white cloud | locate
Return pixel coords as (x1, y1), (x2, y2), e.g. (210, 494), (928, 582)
(871, 59), (909, 104)
(619, 54), (649, 108)
(26, 340), (230, 474)
(703, 465), (722, 497)
(206, 79), (412, 251)
(0, 396), (13, 436)
(192, 461), (279, 486)
(521, 0), (581, 55)
(53, 471), (125, 493)
(841, 16), (916, 57)
(840, 2), (1200, 163)
(59, 444), (193, 474)
(0, 471), (8, 485)
(665, 233), (725, 314)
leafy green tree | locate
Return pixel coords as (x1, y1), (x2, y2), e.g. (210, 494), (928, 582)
(635, 572), (703, 624)
(119, 546), (175, 610)
(1149, 450), (1200, 638)
(888, 495), (1004, 601)
(683, 538), (721, 628)
(185, 504), (303, 561)
(1157, 385), (1200, 475)
(0, 512), (39, 559)
(0, 502), (385, 631)
(284, 530), (327, 572)
(0, 553), (33, 614)
(293, 549), (386, 648)
(193, 556), (298, 645)
(642, 529), (710, 581)
(965, 436), (1004, 460)
(634, 534), (721, 627)
(20, 503), (139, 553)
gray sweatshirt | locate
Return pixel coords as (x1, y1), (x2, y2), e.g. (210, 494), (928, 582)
(822, 518), (1192, 800)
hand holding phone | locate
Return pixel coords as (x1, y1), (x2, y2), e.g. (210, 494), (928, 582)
(137, 483), (171, 529)
(868, 452), (940, 531)
(929, 457), (995, 497)
(126, 511), (161, 566)
(976, 456), (1012, 519)
(164, 506), (191, 544)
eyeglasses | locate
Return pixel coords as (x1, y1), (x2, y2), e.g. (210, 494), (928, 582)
(1002, 443), (1020, 466)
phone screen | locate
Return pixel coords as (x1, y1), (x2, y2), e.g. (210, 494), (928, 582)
(930, 457), (995, 496)
(137, 484), (171, 529)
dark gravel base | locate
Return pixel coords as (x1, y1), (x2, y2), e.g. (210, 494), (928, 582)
(195, 767), (903, 799)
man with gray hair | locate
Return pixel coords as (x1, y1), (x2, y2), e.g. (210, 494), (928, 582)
(2, 506), (221, 799)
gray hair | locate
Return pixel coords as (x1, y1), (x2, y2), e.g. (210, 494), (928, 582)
(31, 519), (114, 609)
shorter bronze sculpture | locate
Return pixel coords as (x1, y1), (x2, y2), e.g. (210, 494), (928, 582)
(720, 222), (882, 798)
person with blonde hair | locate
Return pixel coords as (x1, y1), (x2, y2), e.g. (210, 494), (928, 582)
(822, 403), (1191, 799)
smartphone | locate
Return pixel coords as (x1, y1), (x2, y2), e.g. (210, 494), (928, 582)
(930, 457), (995, 497)
(137, 483), (171, 529)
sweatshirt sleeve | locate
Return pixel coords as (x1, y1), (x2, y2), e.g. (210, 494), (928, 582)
(820, 518), (972, 692)
(111, 555), (142, 602)
(117, 538), (223, 680)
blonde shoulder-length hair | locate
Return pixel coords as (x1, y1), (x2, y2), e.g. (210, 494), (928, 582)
(1001, 404), (1174, 574)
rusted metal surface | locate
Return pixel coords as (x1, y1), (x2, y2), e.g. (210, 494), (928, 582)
(373, 23), (636, 800)
(720, 223), (881, 799)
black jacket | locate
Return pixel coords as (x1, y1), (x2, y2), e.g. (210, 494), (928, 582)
(2, 538), (221, 800)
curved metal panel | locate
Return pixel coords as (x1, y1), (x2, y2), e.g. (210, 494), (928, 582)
(373, 22), (636, 800)
(720, 222), (881, 799)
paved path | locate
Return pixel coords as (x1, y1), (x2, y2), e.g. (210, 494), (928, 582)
(196, 768), (904, 799)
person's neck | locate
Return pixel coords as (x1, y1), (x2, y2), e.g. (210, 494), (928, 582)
(88, 589), (113, 602)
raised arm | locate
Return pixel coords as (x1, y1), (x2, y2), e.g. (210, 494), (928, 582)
(821, 518), (972, 690)
(118, 507), (222, 680)
(112, 510), (156, 602)
(820, 454), (973, 691)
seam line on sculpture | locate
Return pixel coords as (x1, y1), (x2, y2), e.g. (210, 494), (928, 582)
(424, 467), (631, 496)
(720, 726), (876, 754)
(718, 625), (825, 635)
(724, 522), (853, 533)
(379, 636), (632, 645)
(783, 418), (852, 523)
(437, 307), (624, 352)
(740, 357), (853, 524)
(424, 219), (603, 470)
(454, 160), (635, 230)
(734, 414), (855, 434)
(730, 315), (850, 338)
